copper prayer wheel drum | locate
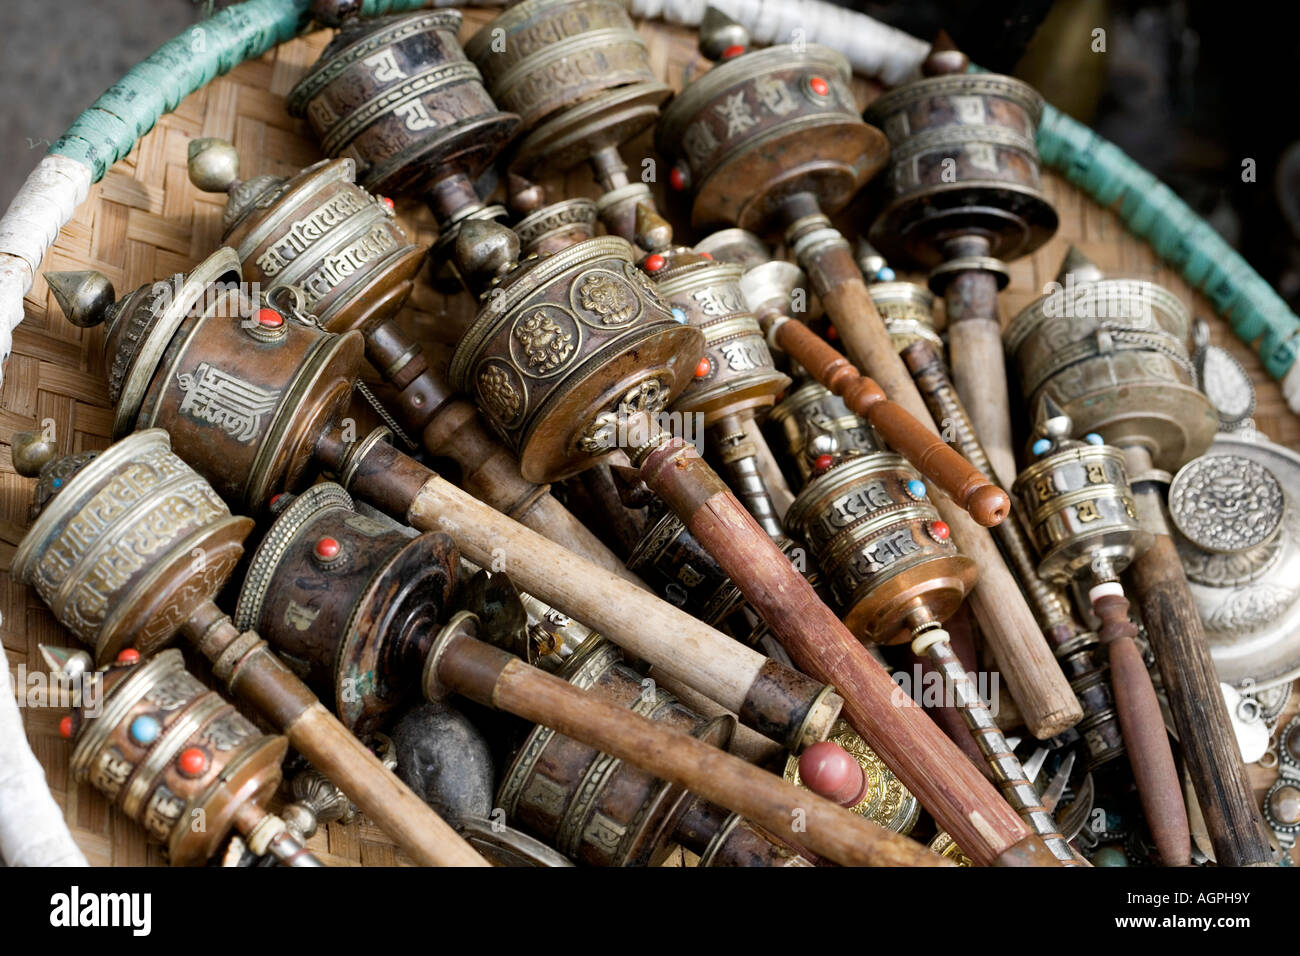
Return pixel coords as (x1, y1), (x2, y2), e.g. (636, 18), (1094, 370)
(465, 0), (669, 171)
(11, 430), (252, 665)
(652, 254), (789, 420)
(657, 44), (888, 230)
(287, 11), (518, 196)
(216, 157), (424, 334)
(449, 236), (703, 482)
(864, 74), (1058, 270)
(1005, 273), (1217, 472)
(67, 649), (286, 866)
(767, 380), (882, 485)
(97, 248), (364, 512)
(497, 638), (733, 866)
(234, 484), (458, 733)
(1013, 444), (1149, 583)
(784, 453), (976, 643)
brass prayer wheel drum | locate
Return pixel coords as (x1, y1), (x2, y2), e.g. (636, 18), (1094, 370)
(767, 380), (883, 485)
(197, 152), (424, 335)
(865, 281), (943, 352)
(448, 236), (703, 482)
(66, 650), (285, 866)
(11, 430), (253, 665)
(864, 74), (1058, 271)
(73, 248), (364, 512)
(656, 44), (888, 230)
(234, 484), (459, 733)
(1012, 444), (1149, 584)
(496, 638), (733, 866)
(1005, 264), (1217, 472)
(651, 253), (789, 421)
(784, 454), (976, 643)
(465, 0), (670, 172)
(287, 11), (518, 197)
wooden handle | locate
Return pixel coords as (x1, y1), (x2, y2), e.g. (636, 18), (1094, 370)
(944, 270), (1019, 488)
(798, 242), (1081, 740)
(316, 432), (842, 751)
(775, 317), (1009, 527)
(1128, 530), (1275, 866)
(637, 434), (1059, 867)
(431, 624), (951, 867)
(182, 607), (488, 867)
(420, 397), (642, 583)
(1092, 590), (1191, 866)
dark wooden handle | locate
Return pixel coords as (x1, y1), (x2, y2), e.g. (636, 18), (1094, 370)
(1129, 534), (1275, 866)
(1093, 592), (1191, 866)
(434, 627), (951, 868)
(638, 434), (1056, 867)
(182, 607), (488, 867)
(775, 317), (1009, 527)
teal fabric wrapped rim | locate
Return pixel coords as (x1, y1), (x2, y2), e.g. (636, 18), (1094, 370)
(41, 1), (1300, 383)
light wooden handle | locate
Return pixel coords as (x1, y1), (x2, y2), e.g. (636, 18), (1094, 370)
(802, 243), (1082, 740)
(944, 271), (1018, 488)
(420, 397), (642, 583)
(775, 316), (1009, 526)
(432, 625), (951, 868)
(637, 435), (1059, 867)
(318, 436), (843, 752)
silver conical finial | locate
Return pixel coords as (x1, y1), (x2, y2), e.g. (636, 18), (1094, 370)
(700, 6), (749, 60)
(1055, 245), (1105, 286)
(45, 270), (115, 329)
(187, 137), (241, 193)
(38, 644), (92, 679)
(1036, 393), (1073, 441)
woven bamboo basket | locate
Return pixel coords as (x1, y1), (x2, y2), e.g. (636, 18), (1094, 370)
(1, 10), (1295, 866)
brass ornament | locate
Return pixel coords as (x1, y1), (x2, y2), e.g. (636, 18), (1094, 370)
(783, 719), (920, 834)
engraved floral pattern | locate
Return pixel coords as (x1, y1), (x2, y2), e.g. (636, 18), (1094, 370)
(513, 310), (574, 374)
(578, 273), (637, 326)
(477, 364), (522, 424)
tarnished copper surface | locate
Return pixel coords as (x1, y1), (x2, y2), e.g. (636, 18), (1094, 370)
(66, 650), (285, 866)
(234, 483), (459, 732)
(448, 236), (702, 482)
(288, 11), (518, 196)
(657, 44), (887, 230)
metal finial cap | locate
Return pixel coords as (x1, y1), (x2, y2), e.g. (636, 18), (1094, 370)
(455, 220), (521, 291)
(1035, 393), (1073, 440)
(1055, 245), (1105, 286)
(187, 137), (241, 193)
(507, 172), (546, 216)
(38, 644), (92, 679)
(700, 6), (749, 60)
(45, 270), (115, 329)
(634, 202), (673, 253)
(10, 430), (57, 477)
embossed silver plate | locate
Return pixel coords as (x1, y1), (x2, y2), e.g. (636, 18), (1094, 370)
(1181, 434), (1300, 689)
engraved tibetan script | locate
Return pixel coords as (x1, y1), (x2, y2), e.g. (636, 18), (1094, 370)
(177, 363), (280, 443)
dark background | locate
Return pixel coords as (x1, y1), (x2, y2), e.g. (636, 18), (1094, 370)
(2, 0), (1296, 308)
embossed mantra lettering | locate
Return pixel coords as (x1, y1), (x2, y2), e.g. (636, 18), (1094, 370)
(177, 364), (280, 443)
